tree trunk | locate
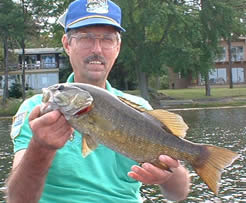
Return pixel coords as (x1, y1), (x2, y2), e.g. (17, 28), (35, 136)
(136, 66), (150, 100)
(156, 76), (160, 90)
(205, 72), (211, 96)
(21, 0), (26, 101)
(124, 77), (129, 90)
(227, 39), (233, 89)
(21, 39), (26, 101)
(2, 37), (9, 105)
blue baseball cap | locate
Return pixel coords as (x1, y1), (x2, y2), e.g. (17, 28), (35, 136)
(59, 0), (125, 32)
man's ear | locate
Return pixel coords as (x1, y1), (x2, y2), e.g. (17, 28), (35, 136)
(116, 41), (121, 58)
(62, 34), (70, 56)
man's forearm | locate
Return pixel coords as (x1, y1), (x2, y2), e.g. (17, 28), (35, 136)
(159, 165), (190, 201)
(6, 138), (57, 203)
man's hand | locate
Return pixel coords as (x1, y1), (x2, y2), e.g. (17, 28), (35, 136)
(128, 155), (178, 184)
(29, 105), (74, 150)
(7, 105), (74, 203)
(128, 155), (190, 201)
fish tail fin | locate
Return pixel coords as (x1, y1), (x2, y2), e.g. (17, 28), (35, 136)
(192, 145), (239, 195)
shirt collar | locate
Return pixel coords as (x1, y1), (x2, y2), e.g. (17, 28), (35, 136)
(66, 72), (113, 92)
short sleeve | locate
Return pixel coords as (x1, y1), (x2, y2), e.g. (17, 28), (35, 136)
(10, 94), (43, 153)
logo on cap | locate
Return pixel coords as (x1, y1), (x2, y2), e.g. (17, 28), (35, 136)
(86, 0), (109, 14)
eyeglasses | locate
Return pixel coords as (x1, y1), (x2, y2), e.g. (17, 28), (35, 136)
(69, 32), (120, 49)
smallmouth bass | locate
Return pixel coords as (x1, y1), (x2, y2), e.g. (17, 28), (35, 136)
(40, 83), (239, 195)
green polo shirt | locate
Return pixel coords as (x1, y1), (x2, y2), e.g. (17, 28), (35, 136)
(11, 74), (152, 203)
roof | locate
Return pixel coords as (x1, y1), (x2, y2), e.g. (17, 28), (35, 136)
(13, 47), (64, 55)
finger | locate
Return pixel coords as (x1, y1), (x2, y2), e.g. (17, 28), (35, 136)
(128, 165), (159, 184)
(45, 114), (72, 139)
(57, 120), (73, 137)
(38, 110), (63, 126)
(128, 165), (151, 183)
(51, 113), (69, 131)
(159, 155), (180, 168)
(29, 105), (41, 121)
(132, 165), (153, 177)
(128, 171), (144, 182)
(142, 163), (168, 176)
(53, 124), (73, 142)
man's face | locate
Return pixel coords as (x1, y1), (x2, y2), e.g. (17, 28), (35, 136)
(62, 26), (121, 87)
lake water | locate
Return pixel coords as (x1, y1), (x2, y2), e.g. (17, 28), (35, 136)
(0, 118), (13, 202)
(0, 108), (246, 202)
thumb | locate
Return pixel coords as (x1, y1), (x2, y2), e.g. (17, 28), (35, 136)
(29, 105), (41, 122)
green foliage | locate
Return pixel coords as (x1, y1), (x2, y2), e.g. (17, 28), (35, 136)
(59, 63), (73, 83)
(116, 0), (200, 90)
(159, 75), (169, 90)
(0, 98), (22, 116)
(0, 46), (3, 66)
(28, 0), (73, 46)
(1, 0), (246, 95)
(9, 83), (22, 98)
(149, 75), (169, 90)
(114, 0), (246, 93)
(26, 90), (35, 98)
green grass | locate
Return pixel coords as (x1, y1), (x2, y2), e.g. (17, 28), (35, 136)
(159, 87), (246, 100)
(126, 87), (246, 108)
(1, 87), (246, 117)
(126, 87), (246, 100)
(0, 98), (22, 117)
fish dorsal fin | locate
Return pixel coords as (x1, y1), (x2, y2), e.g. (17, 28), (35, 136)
(82, 134), (98, 158)
(147, 109), (189, 138)
(118, 96), (146, 112)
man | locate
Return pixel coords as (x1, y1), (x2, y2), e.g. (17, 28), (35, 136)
(6, 0), (190, 202)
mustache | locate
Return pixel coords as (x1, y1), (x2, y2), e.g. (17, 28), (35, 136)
(84, 54), (106, 65)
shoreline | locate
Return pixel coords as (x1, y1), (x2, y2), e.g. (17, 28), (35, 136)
(1, 104), (246, 119)
(0, 116), (12, 120)
(168, 104), (246, 111)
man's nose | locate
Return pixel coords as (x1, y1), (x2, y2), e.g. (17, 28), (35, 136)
(91, 38), (102, 53)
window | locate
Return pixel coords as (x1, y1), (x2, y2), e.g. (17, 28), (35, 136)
(41, 55), (56, 68)
(209, 68), (227, 84)
(231, 46), (244, 62)
(232, 67), (244, 83)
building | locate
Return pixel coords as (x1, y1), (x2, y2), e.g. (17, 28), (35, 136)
(0, 48), (67, 90)
(168, 37), (246, 88)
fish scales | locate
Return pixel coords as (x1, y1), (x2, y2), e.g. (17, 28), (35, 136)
(85, 92), (197, 162)
(41, 83), (239, 196)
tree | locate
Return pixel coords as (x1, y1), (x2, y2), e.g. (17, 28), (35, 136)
(116, 0), (198, 99)
(215, 0), (246, 88)
(198, 0), (246, 93)
(13, 0), (40, 101)
(2, 0), (245, 101)
(0, 0), (22, 104)
(29, 0), (72, 47)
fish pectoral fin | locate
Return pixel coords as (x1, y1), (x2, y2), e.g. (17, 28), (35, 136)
(118, 96), (146, 112)
(82, 134), (98, 158)
(147, 109), (189, 138)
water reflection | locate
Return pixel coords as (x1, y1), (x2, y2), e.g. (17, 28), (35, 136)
(0, 108), (245, 202)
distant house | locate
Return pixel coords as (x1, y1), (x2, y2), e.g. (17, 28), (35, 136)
(0, 48), (67, 90)
(168, 37), (246, 88)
